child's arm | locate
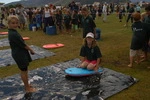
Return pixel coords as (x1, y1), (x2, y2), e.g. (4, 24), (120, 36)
(80, 57), (85, 63)
(79, 57), (86, 67)
(95, 58), (101, 71)
(25, 45), (35, 55)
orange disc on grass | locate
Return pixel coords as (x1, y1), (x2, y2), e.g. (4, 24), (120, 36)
(43, 43), (64, 49)
(23, 37), (30, 40)
(0, 32), (8, 35)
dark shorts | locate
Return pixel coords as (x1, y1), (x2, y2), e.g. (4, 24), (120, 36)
(14, 58), (29, 71)
(12, 52), (31, 71)
(142, 43), (150, 52)
(18, 65), (28, 71)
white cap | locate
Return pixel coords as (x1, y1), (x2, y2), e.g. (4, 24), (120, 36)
(86, 32), (94, 38)
(45, 4), (49, 7)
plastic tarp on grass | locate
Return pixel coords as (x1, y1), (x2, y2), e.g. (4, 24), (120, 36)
(0, 45), (55, 67)
(0, 35), (7, 38)
(0, 59), (137, 100)
(0, 38), (9, 47)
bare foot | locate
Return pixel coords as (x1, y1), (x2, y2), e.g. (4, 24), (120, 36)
(29, 84), (32, 87)
(128, 64), (132, 68)
(26, 87), (37, 93)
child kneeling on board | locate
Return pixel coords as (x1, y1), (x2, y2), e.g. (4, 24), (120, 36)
(79, 32), (102, 71)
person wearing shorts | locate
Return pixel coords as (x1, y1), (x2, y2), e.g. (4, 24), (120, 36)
(8, 15), (36, 93)
(141, 4), (150, 62)
(79, 32), (102, 71)
(128, 12), (150, 67)
(64, 9), (72, 34)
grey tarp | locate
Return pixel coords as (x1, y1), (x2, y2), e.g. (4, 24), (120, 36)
(0, 45), (55, 67)
(0, 38), (9, 47)
(0, 58), (137, 100)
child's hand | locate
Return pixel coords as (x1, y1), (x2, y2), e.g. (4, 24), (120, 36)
(30, 50), (35, 55)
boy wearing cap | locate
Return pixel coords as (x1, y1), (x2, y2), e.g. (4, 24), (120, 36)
(81, 7), (96, 38)
(79, 32), (102, 71)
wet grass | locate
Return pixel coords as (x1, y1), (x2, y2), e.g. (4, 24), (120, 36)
(0, 14), (150, 100)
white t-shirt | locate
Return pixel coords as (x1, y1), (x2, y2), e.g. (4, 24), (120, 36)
(102, 5), (107, 13)
(44, 9), (50, 18)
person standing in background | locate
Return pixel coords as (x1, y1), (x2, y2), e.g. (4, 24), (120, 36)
(102, 3), (107, 22)
(16, 4), (27, 30)
(135, 4), (141, 13)
(27, 8), (33, 24)
(71, 10), (79, 33)
(43, 4), (54, 33)
(64, 9), (72, 34)
(124, 3), (135, 27)
(81, 7), (96, 38)
(128, 12), (150, 67)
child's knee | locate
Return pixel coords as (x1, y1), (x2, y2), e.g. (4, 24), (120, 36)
(87, 64), (95, 70)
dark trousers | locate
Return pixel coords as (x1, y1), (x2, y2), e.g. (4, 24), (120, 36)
(126, 14), (133, 23)
(43, 17), (54, 32)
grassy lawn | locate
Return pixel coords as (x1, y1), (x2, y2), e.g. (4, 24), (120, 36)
(0, 13), (150, 100)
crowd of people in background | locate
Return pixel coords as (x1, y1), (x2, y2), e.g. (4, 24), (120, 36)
(0, 1), (149, 32)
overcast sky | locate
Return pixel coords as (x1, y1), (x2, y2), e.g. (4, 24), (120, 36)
(1, 0), (20, 4)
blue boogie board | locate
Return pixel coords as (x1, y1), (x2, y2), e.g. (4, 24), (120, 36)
(65, 67), (103, 77)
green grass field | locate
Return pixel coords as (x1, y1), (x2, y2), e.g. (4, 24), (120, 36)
(0, 13), (150, 100)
